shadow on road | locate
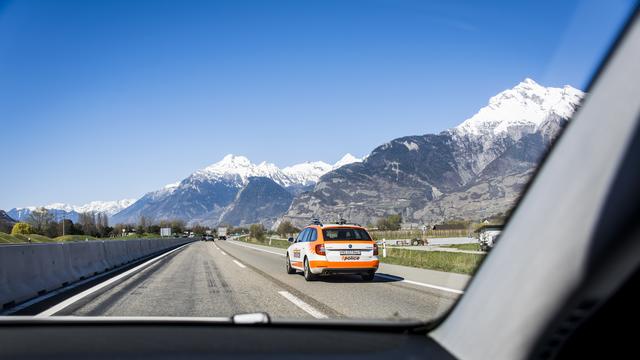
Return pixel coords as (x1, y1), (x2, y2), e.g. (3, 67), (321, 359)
(299, 273), (403, 284)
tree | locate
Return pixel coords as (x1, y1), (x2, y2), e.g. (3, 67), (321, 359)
(191, 224), (208, 235)
(148, 225), (161, 235)
(376, 214), (402, 231)
(27, 207), (54, 235)
(137, 215), (149, 235)
(12, 222), (34, 235)
(78, 212), (98, 237)
(249, 223), (266, 240)
(58, 219), (81, 236)
(276, 221), (300, 237)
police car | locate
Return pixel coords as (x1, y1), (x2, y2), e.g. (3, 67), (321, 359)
(285, 220), (379, 281)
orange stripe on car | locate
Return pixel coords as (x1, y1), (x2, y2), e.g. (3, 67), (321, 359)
(309, 260), (379, 269)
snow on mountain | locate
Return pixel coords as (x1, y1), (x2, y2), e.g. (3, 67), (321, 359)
(195, 154), (293, 187)
(111, 153), (362, 225)
(332, 153), (362, 169)
(74, 199), (138, 216)
(11, 199), (137, 217)
(191, 153), (362, 188)
(283, 78), (585, 227)
(448, 78), (585, 178)
(454, 78), (583, 139)
(282, 161), (333, 186)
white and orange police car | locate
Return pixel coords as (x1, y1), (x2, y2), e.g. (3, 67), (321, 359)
(285, 220), (379, 281)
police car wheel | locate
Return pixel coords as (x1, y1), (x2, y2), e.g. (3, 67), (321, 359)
(286, 254), (296, 274)
(361, 272), (375, 281)
(303, 258), (316, 281)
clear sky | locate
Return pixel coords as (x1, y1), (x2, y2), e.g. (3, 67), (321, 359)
(0, 0), (635, 209)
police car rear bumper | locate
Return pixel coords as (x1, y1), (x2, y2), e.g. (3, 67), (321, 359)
(309, 260), (379, 275)
(320, 268), (378, 275)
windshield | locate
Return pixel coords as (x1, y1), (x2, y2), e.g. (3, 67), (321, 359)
(323, 228), (371, 241)
(0, 0), (635, 325)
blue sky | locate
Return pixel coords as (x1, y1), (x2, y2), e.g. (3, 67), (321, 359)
(0, 0), (635, 209)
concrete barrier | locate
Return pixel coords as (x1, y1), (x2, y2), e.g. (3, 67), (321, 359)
(0, 238), (191, 308)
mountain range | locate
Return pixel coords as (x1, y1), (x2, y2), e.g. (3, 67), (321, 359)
(282, 78), (583, 227)
(6, 78), (583, 229)
(7, 199), (137, 223)
(109, 154), (362, 226)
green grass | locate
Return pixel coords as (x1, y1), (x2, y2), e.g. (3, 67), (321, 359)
(0, 232), (18, 243)
(238, 236), (291, 249)
(439, 243), (482, 251)
(0, 233), (56, 243)
(0, 232), (155, 243)
(380, 247), (484, 275)
(110, 233), (160, 240)
(54, 235), (98, 242)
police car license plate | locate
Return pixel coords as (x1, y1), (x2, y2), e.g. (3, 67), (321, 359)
(339, 250), (361, 255)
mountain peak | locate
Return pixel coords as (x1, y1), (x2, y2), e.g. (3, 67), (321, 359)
(453, 78), (584, 137)
(333, 153), (362, 169)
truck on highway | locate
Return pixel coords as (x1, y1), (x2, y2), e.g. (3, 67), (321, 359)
(217, 227), (228, 240)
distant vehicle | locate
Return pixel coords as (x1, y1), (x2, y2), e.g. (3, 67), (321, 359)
(217, 227), (228, 240)
(204, 235), (214, 241)
(476, 225), (503, 251)
(285, 220), (379, 281)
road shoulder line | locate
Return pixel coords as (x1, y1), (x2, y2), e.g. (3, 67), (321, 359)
(278, 291), (327, 319)
(34, 243), (192, 317)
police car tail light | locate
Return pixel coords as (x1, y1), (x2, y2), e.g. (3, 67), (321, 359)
(315, 244), (326, 255)
(373, 244), (379, 256)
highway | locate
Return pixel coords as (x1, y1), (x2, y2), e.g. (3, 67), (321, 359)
(43, 240), (469, 321)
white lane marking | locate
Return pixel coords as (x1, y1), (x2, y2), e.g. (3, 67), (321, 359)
(212, 243), (226, 255)
(232, 260), (246, 268)
(226, 240), (285, 257)
(376, 274), (464, 294)
(35, 243), (192, 317)
(278, 291), (327, 319)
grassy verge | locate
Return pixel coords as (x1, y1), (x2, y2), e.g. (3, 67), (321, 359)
(0, 232), (158, 244)
(109, 233), (161, 240)
(54, 235), (98, 242)
(380, 247), (483, 275)
(235, 235), (483, 275)
(438, 243), (482, 251)
(1, 232), (65, 243)
(237, 236), (291, 249)
(370, 229), (472, 240)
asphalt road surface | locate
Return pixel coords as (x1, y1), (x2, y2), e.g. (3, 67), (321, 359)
(51, 240), (466, 321)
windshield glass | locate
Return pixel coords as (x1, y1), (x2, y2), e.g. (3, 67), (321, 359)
(323, 228), (371, 241)
(0, 0), (635, 324)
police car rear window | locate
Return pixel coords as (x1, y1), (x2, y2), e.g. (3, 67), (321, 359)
(322, 228), (371, 241)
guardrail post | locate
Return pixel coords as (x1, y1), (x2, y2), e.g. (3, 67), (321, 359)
(382, 238), (387, 258)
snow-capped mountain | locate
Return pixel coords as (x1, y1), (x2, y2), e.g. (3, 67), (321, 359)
(194, 155), (294, 187)
(282, 161), (332, 186)
(7, 199), (137, 223)
(453, 78), (582, 138)
(448, 78), (583, 179)
(110, 154), (360, 225)
(74, 199), (138, 215)
(282, 79), (585, 227)
(332, 153), (362, 170)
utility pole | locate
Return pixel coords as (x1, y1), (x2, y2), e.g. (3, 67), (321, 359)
(62, 213), (65, 236)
